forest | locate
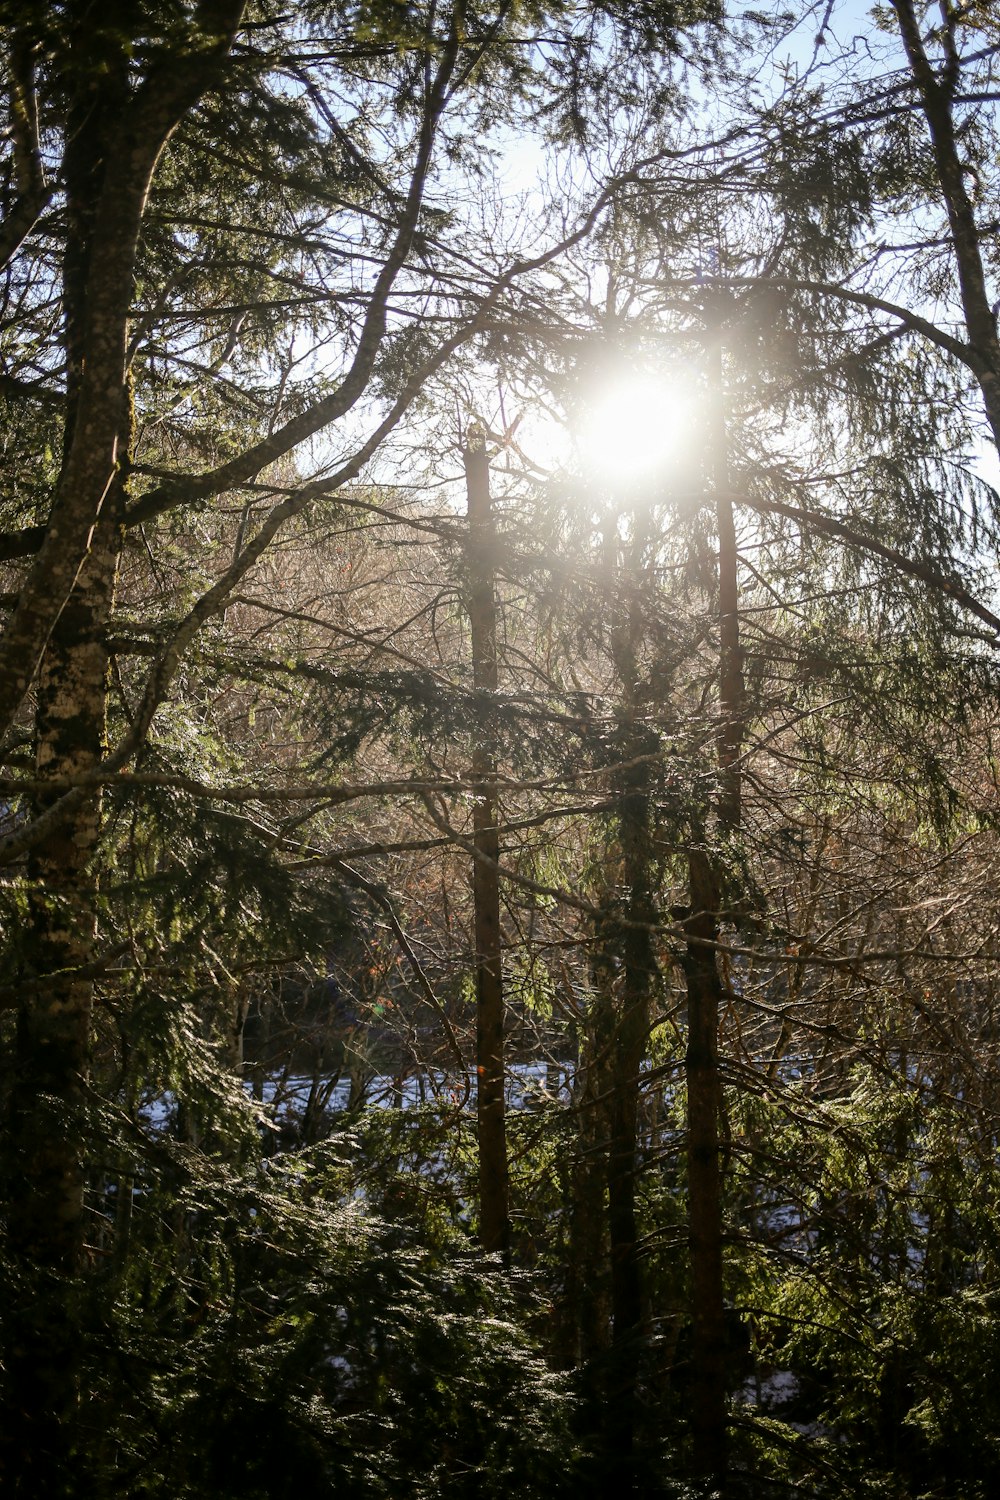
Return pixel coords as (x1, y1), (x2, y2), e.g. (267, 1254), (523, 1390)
(1, 0), (1000, 1495)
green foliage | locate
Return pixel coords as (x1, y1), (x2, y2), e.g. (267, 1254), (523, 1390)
(732, 1072), (1000, 1497)
(26, 1131), (580, 1499)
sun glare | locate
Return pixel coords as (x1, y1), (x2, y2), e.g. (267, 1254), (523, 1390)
(575, 372), (693, 487)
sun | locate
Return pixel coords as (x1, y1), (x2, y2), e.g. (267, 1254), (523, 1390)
(574, 371), (694, 488)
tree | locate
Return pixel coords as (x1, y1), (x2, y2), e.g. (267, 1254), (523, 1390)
(0, 0), (631, 1486)
(488, 11), (1000, 1476)
(463, 424), (510, 1256)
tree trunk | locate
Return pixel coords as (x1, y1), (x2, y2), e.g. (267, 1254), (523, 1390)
(603, 759), (657, 1484)
(597, 513), (660, 1485)
(3, 515), (121, 1495)
(680, 317), (745, 1483)
(0, 0), (247, 741)
(566, 1013), (612, 1368)
(890, 0), (1000, 454)
(0, 23), (136, 1478)
(463, 427), (509, 1257)
(682, 846), (728, 1482)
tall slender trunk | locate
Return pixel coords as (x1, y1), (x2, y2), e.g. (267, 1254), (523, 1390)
(463, 427), (509, 1257)
(604, 760), (656, 1485)
(682, 845), (728, 1480)
(890, 0), (1000, 454)
(715, 496), (743, 836)
(0, 36), (132, 1481)
(0, 0), (247, 741)
(566, 1010), (612, 1368)
(682, 319), (745, 1482)
(3, 510), (122, 1495)
(599, 516), (659, 1483)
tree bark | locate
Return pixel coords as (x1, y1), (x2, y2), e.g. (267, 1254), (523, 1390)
(598, 515), (660, 1485)
(2, 509), (122, 1495)
(463, 428), (510, 1257)
(890, 0), (1000, 454)
(682, 846), (728, 1483)
(0, 15), (146, 1481)
(566, 1012), (612, 1368)
(603, 764), (656, 1486)
(681, 318), (744, 1483)
(0, 0), (246, 744)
